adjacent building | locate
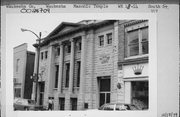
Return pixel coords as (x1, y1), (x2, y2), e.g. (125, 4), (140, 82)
(13, 43), (35, 99)
(32, 20), (149, 110)
(118, 20), (149, 109)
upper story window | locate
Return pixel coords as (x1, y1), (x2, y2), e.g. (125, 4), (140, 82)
(76, 41), (81, 51)
(55, 47), (60, 56)
(126, 26), (148, 57)
(65, 44), (71, 53)
(57, 47), (60, 56)
(41, 52), (43, 60)
(45, 51), (48, 59)
(16, 59), (20, 72)
(65, 63), (70, 88)
(99, 35), (104, 46)
(107, 33), (112, 45)
(54, 65), (59, 88)
(76, 61), (81, 87)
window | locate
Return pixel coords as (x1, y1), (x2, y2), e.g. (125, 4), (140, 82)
(65, 63), (70, 88)
(14, 88), (21, 97)
(57, 47), (60, 56)
(99, 35), (104, 46)
(45, 51), (48, 59)
(66, 45), (71, 53)
(54, 65), (59, 88)
(41, 52), (43, 60)
(76, 61), (81, 87)
(141, 28), (148, 54)
(76, 41), (81, 51)
(16, 59), (20, 72)
(59, 98), (65, 110)
(107, 33), (112, 44)
(128, 30), (139, 56)
(127, 27), (148, 57)
(55, 47), (60, 56)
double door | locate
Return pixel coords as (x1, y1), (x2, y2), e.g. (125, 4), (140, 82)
(98, 76), (111, 107)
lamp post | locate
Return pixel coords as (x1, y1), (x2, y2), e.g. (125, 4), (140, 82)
(21, 28), (43, 104)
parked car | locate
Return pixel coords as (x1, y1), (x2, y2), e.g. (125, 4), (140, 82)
(98, 103), (139, 111)
(14, 98), (46, 111)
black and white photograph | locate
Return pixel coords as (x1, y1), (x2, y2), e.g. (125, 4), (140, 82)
(13, 19), (149, 111)
(1, 3), (179, 117)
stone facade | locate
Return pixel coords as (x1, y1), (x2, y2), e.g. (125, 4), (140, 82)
(32, 20), (149, 110)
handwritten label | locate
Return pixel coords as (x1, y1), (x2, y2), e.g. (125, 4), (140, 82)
(161, 112), (178, 117)
(148, 4), (169, 13)
(5, 4), (170, 14)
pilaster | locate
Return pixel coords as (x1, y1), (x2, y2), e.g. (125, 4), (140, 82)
(58, 42), (64, 93)
(68, 39), (75, 93)
(78, 34), (87, 110)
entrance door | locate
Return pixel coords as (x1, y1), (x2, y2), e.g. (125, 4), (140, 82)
(131, 81), (148, 109)
(71, 98), (77, 110)
(98, 76), (111, 107)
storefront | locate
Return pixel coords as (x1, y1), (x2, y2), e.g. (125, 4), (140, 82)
(121, 63), (148, 110)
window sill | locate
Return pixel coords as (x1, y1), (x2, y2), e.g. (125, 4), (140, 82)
(77, 50), (81, 53)
(53, 88), (58, 91)
(98, 45), (104, 48)
(125, 54), (148, 60)
(106, 43), (112, 46)
(63, 87), (69, 90)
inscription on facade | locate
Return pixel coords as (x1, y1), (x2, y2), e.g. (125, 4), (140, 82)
(99, 54), (110, 64)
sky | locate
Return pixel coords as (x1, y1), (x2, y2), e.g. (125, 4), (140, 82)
(6, 14), (81, 52)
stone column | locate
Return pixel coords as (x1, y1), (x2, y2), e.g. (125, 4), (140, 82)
(44, 45), (54, 107)
(69, 39), (75, 93)
(58, 43), (64, 93)
(65, 39), (75, 110)
(54, 43), (64, 110)
(78, 34), (86, 110)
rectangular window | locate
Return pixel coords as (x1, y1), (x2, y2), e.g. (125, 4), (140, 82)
(54, 65), (59, 88)
(41, 52), (43, 60)
(76, 61), (81, 87)
(78, 42), (81, 51)
(66, 45), (71, 53)
(107, 33), (112, 44)
(45, 51), (48, 59)
(16, 59), (20, 72)
(14, 88), (21, 97)
(141, 28), (148, 54)
(59, 98), (65, 110)
(76, 41), (81, 51)
(65, 63), (70, 88)
(127, 26), (148, 57)
(128, 30), (139, 56)
(99, 35), (104, 46)
(57, 47), (60, 56)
